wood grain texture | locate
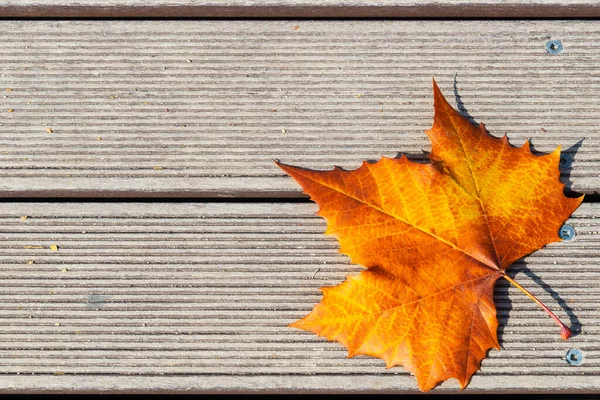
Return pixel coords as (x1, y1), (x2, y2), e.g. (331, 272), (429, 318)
(0, 20), (598, 198)
(0, 201), (597, 393)
(0, 0), (599, 18)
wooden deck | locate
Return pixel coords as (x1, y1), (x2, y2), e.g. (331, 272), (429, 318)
(0, 2), (599, 394)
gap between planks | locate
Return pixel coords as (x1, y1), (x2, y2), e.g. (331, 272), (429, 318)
(0, 0), (600, 18)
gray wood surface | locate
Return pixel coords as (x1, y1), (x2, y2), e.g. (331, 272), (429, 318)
(0, 11), (598, 395)
(0, 0), (599, 18)
(0, 201), (598, 393)
(0, 20), (598, 198)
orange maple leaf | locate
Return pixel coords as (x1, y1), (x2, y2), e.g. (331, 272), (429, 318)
(275, 80), (583, 392)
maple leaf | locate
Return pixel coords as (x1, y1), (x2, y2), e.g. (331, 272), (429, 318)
(275, 80), (583, 392)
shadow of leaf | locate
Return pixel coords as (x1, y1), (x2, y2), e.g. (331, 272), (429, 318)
(453, 73), (478, 125)
(496, 261), (581, 349)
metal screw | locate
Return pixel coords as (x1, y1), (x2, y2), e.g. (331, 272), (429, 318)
(566, 348), (583, 366)
(559, 224), (576, 241)
(559, 153), (573, 170)
(546, 40), (564, 55)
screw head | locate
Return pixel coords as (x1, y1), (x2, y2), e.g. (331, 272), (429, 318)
(546, 40), (564, 55)
(566, 348), (583, 366)
(559, 153), (573, 170)
(559, 224), (576, 241)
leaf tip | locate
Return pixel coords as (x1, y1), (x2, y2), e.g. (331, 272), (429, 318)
(288, 318), (304, 331)
(346, 349), (359, 358)
(273, 158), (286, 170)
(289, 314), (313, 332)
(431, 77), (444, 103)
(430, 78), (458, 122)
(458, 379), (470, 391)
(288, 320), (299, 329)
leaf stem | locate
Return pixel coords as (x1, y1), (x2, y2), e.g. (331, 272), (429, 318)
(502, 274), (571, 340)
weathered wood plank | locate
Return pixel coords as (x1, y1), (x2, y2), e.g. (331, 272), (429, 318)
(0, 201), (597, 393)
(0, 0), (599, 18)
(0, 20), (598, 197)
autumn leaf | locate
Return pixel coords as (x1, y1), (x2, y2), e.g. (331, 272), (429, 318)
(275, 80), (583, 392)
